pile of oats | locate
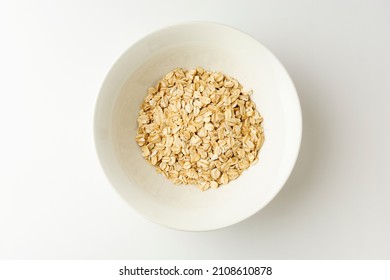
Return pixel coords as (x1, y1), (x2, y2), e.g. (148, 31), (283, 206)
(136, 67), (264, 191)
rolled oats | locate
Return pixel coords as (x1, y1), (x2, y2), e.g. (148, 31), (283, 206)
(136, 68), (264, 191)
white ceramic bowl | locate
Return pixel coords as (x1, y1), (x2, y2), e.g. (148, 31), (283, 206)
(94, 22), (302, 231)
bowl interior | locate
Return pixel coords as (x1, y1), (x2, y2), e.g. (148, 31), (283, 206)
(94, 22), (301, 231)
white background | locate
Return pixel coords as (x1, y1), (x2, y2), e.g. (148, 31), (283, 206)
(0, 0), (389, 259)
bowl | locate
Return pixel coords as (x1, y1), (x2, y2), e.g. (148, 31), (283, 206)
(94, 22), (302, 231)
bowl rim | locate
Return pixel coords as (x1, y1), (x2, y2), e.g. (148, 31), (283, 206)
(94, 21), (302, 231)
